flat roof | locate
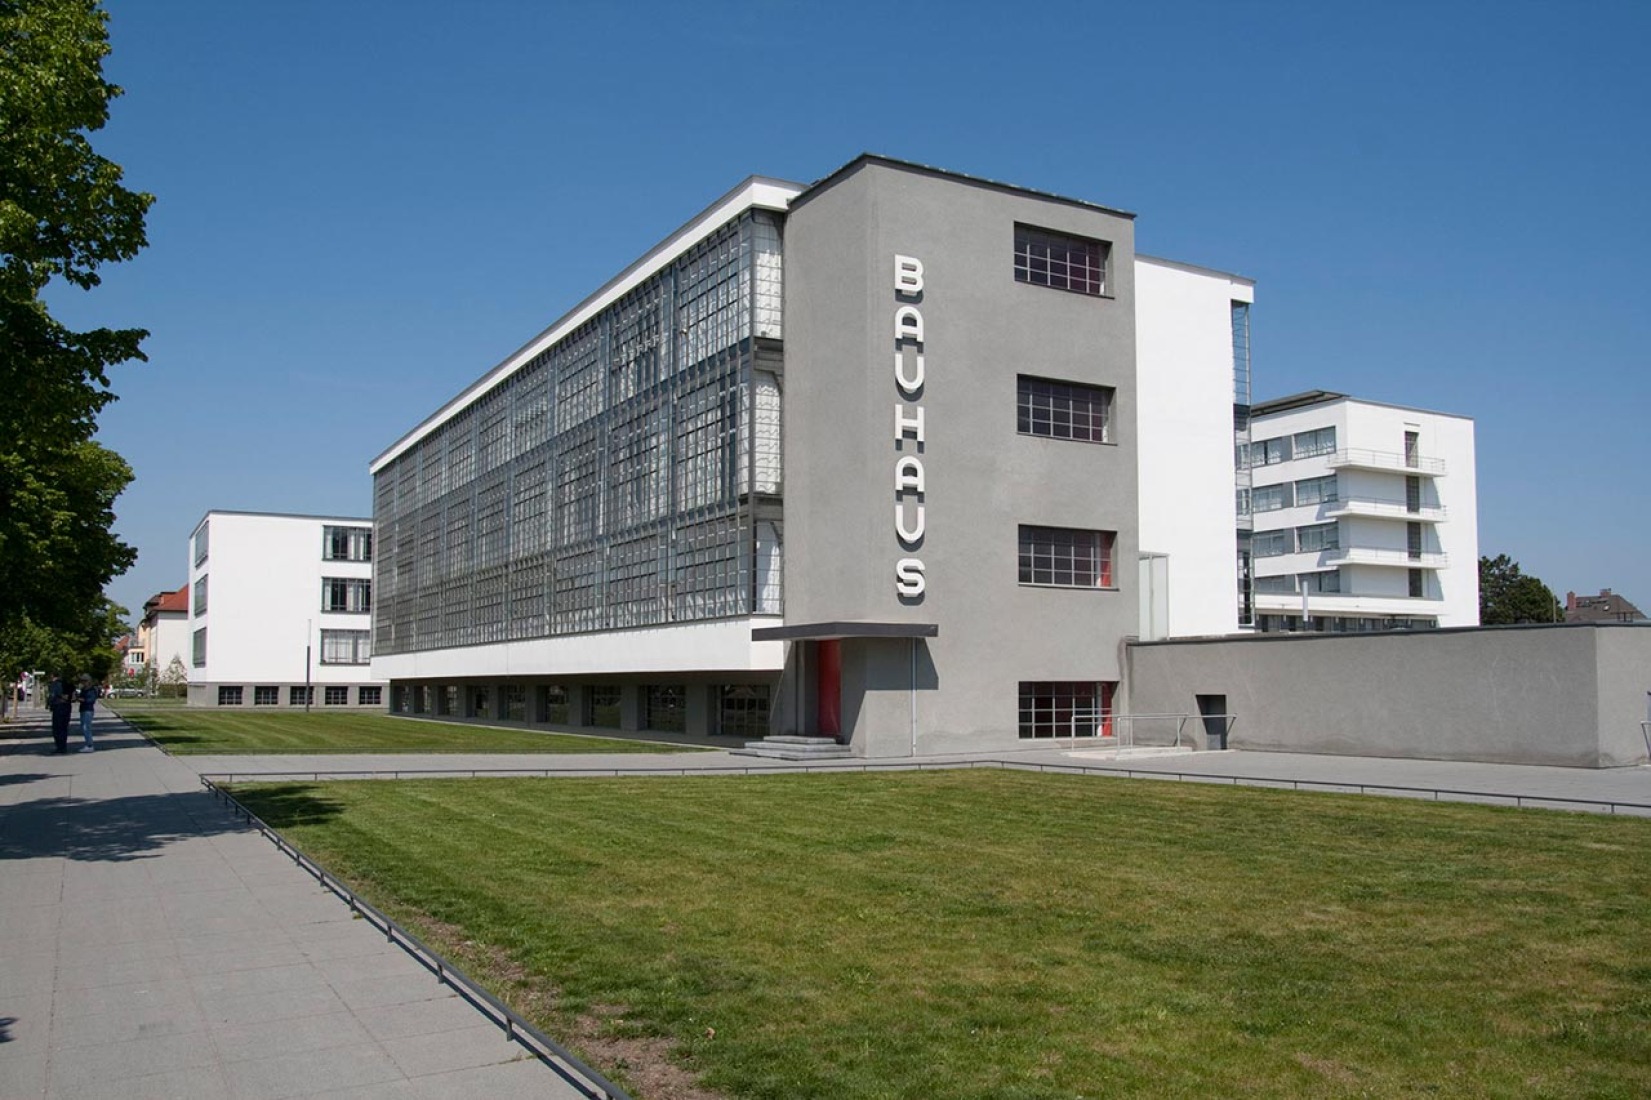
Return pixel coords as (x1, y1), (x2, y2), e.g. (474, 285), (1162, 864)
(1136, 252), (1255, 287)
(791, 152), (1136, 220)
(1252, 390), (1473, 423)
(191, 509), (373, 535)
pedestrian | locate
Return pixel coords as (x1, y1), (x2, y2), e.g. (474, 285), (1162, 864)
(77, 674), (100, 752)
(47, 673), (72, 754)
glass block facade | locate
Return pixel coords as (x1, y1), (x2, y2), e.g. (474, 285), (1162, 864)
(373, 210), (785, 656)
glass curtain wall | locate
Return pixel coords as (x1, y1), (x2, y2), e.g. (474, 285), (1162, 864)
(374, 211), (785, 656)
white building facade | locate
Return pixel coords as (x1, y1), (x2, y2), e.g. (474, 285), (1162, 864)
(1244, 392), (1479, 632)
(187, 511), (386, 708)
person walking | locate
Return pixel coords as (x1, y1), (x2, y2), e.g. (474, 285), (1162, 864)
(47, 673), (73, 753)
(77, 675), (100, 752)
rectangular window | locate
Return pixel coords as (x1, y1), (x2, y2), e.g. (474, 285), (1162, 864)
(289, 686), (313, 706)
(587, 686), (621, 728)
(193, 522), (209, 566)
(1251, 483), (1293, 512)
(1016, 376), (1114, 444)
(645, 685), (686, 732)
(1252, 530), (1291, 558)
(324, 685), (349, 705)
(358, 685), (381, 707)
(1255, 574), (1296, 594)
(1013, 224), (1108, 296)
(319, 629), (371, 665)
(1292, 426), (1337, 459)
(1018, 526), (1115, 588)
(322, 525), (374, 562)
(719, 684), (770, 738)
(1254, 436), (1292, 466)
(322, 578), (372, 613)
(1018, 681), (1115, 739)
(1407, 521), (1424, 561)
(1293, 474), (1339, 507)
(438, 685), (457, 716)
(1301, 569), (1341, 594)
(1235, 487), (1251, 518)
(470, 686), (491, 718)
(1295, 522), (1340, 553)
(1405, 475), (1422, 513)
(253, 685), (279, 706)
(217, 685), (242, 706)
(1404, 430), (1421, 469)
(193, 575), (208, 616)
(192, 627), (207, 668)
(537, 685), (569, 724)
(502, 685), (526, 721)
(1409, 568), (1425, 598)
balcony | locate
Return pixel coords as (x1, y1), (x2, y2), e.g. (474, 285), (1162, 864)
(1327, 448), (1446, 476)
(1323, 547), (1449, 569)
(1324, 497), (1448, 522)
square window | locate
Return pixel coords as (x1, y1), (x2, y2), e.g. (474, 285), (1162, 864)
(253, 686), (279, 706)
(324, 685), (349, 705)
(289, 686), (313, 706)
(217, 685), (242, 706)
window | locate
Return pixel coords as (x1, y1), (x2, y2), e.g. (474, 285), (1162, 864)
(1255, 574), (1296, 594)
(470, 686), (491, 718)
(1235, 487), (1251, 517)
(1294, 474), (1338, 506)
(1405, 476), (1422, 514)
(193, 576), (208, 616)
(502, 685), (526, 721)
(253, 685), (279, 705)
(1404, 430), (1421, 469)
(1251, 483), (1293, 512)
(537, 685), (569, 724)
(1017, 376), (1114, 444)
(1407, 521), (1424, 561)
(1253, 436), (1292, 466)
(217, 685), (242, 706)
(437, 685), (457, 716)
(720, 684), (770, 738)
(412, 685), (429, 714)
(1013, 224), (1108, 296)
(193, 522), (209, 566)
(1409, 568), (1425, 598)
(1301, 570), (1341, 594)
(1253, 530), (1290, 558)
(645, 685), (686, 732)
(1018, 526), (1115, 588)
(192, 627), (207, 668)
(289, 686), (313, 706)
(322, 578), (372, 613)
(1295, 522), (1340, 553)
(1292, 426), (1336, 459)
(320, 629), (371, 665)
(359, 685), (382, 707)
(323, 525), (373, 562)
(324, 685), (349, 705)
(1018, 681), (1115, 739)
(587, 686), (621, 728)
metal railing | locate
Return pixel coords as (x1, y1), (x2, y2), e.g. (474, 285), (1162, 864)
(1054, 712), (1238, 752)
(1327, 448), (1447, 475)
(200, 777), (633, 1100)
(1324, 497), (1448, 521)
(1323, 547), (1449, 569)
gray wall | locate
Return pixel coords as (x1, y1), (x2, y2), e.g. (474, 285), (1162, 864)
(784, 160), (1140, 754)
(1126, 623), (1651, 768)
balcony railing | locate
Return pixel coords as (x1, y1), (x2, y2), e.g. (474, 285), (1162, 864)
(1327, 448), (1447, 475)
(1323, 547), (1449, 569)
(1324, 497), (1448, 522)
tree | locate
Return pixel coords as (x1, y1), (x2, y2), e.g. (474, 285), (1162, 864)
(0, 0), (151, 637)
(159, 655), (187, 698)
(1479, 554), (1560, 625)
(0, 596), (128, 686)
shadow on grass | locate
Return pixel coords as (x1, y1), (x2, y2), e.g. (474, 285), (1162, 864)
(227, 783), (346, 829)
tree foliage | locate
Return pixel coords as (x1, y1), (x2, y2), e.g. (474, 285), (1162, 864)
(0, 0), (150, 636)
(1479, 554), (1560, 625)
(0, 596), (128, 683)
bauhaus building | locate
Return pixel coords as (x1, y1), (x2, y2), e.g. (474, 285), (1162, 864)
(368, 155), (1487, 754)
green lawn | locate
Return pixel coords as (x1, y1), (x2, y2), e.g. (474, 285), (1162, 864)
(114, 702), (698, 755)
(229, 770), (1651, 1099)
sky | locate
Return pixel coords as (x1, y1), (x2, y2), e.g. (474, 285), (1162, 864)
(55, 0), (1651, 621)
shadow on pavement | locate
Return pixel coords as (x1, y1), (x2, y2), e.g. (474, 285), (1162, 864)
(0, 786), (341, 863)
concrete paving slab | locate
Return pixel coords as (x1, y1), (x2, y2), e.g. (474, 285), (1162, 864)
(221, 1041), (404, 1100)
(378, 1023), (529, 1078)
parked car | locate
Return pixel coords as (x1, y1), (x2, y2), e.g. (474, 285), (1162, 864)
(109, 687), (146, 698)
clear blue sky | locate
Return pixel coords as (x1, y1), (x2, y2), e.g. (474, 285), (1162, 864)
(60, 1), (1650, 620)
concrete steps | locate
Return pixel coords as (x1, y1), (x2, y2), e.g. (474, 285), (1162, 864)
(732, 736), (855, 761)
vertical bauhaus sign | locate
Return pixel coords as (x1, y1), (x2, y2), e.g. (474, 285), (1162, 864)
(893, 254), (926, 599)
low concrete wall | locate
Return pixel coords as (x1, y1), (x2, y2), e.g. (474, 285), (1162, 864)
(1127, 623), (1651, 768)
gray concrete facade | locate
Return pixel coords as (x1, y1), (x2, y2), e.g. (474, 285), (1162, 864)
(782, 157), (1141, 754)
(1127, 622), (1651, 768)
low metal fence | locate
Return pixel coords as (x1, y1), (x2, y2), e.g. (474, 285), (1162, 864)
(200, 776), (633, 1100)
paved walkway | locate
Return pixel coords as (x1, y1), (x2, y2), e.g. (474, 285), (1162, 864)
(0, 709), (591, 1099)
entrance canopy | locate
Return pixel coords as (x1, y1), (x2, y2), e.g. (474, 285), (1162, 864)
(751, 621), (939, 642)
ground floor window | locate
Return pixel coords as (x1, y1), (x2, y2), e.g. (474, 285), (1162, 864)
(503, 684), (526, 721)
(1018, 681), (1115, 739)
(412, 685), (428, 714)
(218, 685), (243, 706)
(587, 686), (621, 728)
(720, 684), (770, 738)
(324, 685), (349, 705)
(359, 685), (383, 706)
(645, 685), (686, 732)
(289, 686), (313, 706)
(537, 684), (568, 724)
(470, 685), (491, 718)
(437, 685), (456, 715)
(253, 685), (279, 706)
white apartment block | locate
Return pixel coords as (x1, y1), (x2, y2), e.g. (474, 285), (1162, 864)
(139, 585), (191, 677)
(1244, 392), (1479, 633)
(187, 511), (386, 708)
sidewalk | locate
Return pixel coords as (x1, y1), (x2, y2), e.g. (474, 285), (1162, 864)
(0, 710), (591, 1099)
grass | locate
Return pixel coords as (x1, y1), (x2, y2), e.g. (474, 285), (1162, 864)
(113, 701), (698, 755)
(229, 770), (1651, 1099)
